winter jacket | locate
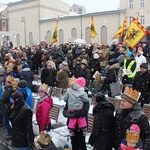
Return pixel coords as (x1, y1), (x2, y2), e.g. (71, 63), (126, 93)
(114, 103), (150, 150)
(41, 68), (56, 87)
(74, 64), (81, 78)
(36, 96), (53, 132)
(63, 84), (89, 110)
(0, 84), (14, 115)
(57, 69), (69, 89)
(135, 54), (146, 72)
(89, 101), (114, 150)
(80, 66), (91, 87)
(18, 87), (32, 109)
(12, 103), (34, 148)
(19, 68), (34, 90)
(132, 71), (150, 106)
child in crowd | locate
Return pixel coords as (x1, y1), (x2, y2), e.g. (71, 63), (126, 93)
(63, 77), (89, 133)
(120, 124), (143, 150)
(36, 83), (53, 132)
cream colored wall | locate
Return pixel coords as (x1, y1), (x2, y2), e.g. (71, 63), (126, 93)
(40, 13), (122, 45)
(120, 0), (150, 27)
(8, 1), (40, 46)
(39, 0), (69, 19)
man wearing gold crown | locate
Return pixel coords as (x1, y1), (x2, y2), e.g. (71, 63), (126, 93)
(114, 86), (150, 150)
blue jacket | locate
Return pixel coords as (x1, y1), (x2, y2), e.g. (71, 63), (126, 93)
(18, 87), (32, 109)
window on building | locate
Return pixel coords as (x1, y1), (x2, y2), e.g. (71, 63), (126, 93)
(101, 26), (107, 44)
(59, 29), (64, 44)
(140, 15), (145, 25)
(71, 28), (77, 39)
(85, 27), (91, 44)
(129, 16), (133, 24)
(47, 30), (51, 44)
(140, 0), (144, 8)
(129, 0), (134, 9)
(29, 32), (33, 46)
(2, 20), (6, 31)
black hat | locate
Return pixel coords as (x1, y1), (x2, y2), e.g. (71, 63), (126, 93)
(140, 63), (148, 70)
(18, 80), (28, 88)
(11, 91), (24, 109)
(96, 93), (107, 103)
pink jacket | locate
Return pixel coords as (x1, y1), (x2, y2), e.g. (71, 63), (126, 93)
(36, 97), (53, 132)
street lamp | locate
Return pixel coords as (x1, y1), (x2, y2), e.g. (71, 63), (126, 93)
(79, 7), (82, 39)
(21, 17), (26, 46)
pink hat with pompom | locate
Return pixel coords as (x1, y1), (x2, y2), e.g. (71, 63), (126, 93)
(75, 77), (86, 87)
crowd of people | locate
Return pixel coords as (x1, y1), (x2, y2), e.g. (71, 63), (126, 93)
(0, 40), (150, 150)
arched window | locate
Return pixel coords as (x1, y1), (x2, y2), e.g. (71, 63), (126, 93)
(47, 30), (51, 45)
(29, 32), (33, 46)
(59, 29), (64, 44)
(101, 26), (107, 44)
(71, 28), (77, 39)
(16, 34), (20, 47)
(85, 27), (91, 44)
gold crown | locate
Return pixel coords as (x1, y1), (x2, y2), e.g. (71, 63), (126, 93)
(38, 131), (51, 147)
(6, 76), (15, 83)
(126, 129), (140, 144)
(39, 83), (49, 91)
(124, 87), (141, 101)
(68, 77), (77, 86)
(12, 78), (20, 88)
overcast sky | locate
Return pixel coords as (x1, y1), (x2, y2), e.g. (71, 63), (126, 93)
(0, 0), (120, 13)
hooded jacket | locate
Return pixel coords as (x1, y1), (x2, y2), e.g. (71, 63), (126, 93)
(63, 84), (89, 110)
(36, 96), (53, 132)
(89, 101), (115, 149)
(114, 103), (150, 150)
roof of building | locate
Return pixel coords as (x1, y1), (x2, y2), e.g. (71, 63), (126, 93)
(0, 3), (7, 12)
(8, 0), (33, 6)
(39, 9), (126, 23)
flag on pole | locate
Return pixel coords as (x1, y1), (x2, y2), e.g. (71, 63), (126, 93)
(124, 18), (148, 48)
(113, 17), (127, 38)
(136, 12), (140, 21)
(51, 20), (58, 45)
(90, 16), (97, 38)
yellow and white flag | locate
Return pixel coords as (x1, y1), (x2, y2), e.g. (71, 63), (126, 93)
(113, 17), (127, 38)
(124, 18), (148, 48)
(51, 20), (58, 45)
(90, 16), (97, 38)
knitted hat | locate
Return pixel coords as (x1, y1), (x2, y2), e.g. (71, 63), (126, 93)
(38, 83), (49, 95)
(18, 80), (28, 88)
(75, 77), (86, 87)
(96, 94), (107, 103)
(126, 124), (140, 144)
(122, 87), (141, 104)
(126, 51), (133, 57)
(140, 63), (148, 70)
(93, 53), (99, 59)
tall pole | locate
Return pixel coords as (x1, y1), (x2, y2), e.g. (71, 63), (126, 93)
(79, 7), (82, 39)
(21, 17), (26, 47)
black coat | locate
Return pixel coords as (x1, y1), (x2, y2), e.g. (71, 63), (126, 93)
(132, 71), (150, 105)
(41, 68), (56, 87)
(80, 66), (91, 87)
(0, 84), (14, 115)
(114, 103), (150, 150)
(89, 101), (114, 150)
(19, 69), (34, 90)
(12, 104), (34, 148)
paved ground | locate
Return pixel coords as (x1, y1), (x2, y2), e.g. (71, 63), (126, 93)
(0, 126), (16, 150)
